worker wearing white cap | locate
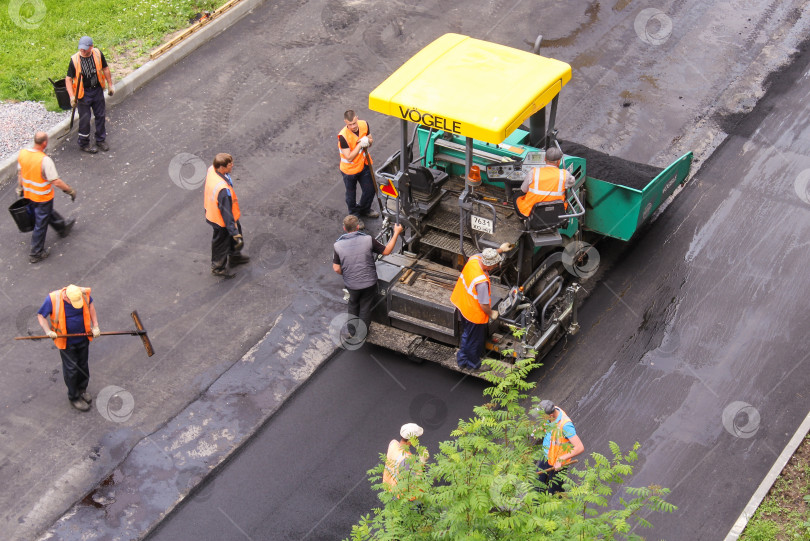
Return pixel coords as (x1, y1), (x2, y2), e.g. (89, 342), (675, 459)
(450, 243), (514, 369)
(382, 423), (428, 493)
(36, 285), (100, 411)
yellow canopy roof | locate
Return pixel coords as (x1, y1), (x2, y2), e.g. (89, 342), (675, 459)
(369, 34), (572, 144)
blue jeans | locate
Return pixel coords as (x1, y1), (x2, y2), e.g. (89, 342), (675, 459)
(457, 317), (487, 369)
(342, 165), (375, 216)
(77, 86), (106, 147)
(29, 199), (67, 256)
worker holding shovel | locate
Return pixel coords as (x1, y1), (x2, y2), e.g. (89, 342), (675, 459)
(36, 285), (100, 412)
(533, 399), (585, 495)
(65, 36), (114, 153)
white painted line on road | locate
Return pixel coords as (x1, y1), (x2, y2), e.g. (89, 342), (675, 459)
(723, 408), (810, 540)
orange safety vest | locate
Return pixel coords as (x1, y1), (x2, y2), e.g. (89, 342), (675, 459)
(546, 407), (574, 467)
(516, 165), (567, 217)
(48, 287), (93, 350)
(203, 166), (241, 227)
(338, 120), (371, 175)
(70, 49), (106, 100)
(382, 439), (411, 490)
(18, 148), (54, 203)
(450, 255), (490, 324)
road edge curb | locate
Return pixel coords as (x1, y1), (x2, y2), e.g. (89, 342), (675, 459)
(723, 410), (810, 540)
(0, 0), (266, 187)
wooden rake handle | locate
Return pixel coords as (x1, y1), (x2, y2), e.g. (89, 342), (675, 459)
(538, 459), (578, 474)
(15, 330), (145, 339)
(15, 311), (155, 357)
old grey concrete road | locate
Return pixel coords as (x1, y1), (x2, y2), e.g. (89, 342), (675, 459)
(533, 36), (810, 540)
(1, 1), (807, 539)
(147, 345), (486, 540)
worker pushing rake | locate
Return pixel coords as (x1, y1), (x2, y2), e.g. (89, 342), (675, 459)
(14, 285), (154, 412)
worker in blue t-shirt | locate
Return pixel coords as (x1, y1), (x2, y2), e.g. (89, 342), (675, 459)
(534, 399), (585, 495)
(37, 285), (100, 411)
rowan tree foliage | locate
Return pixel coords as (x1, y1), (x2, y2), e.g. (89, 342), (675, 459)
(348, 356), (675, 540)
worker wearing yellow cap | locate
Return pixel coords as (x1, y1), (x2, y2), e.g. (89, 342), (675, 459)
(36, 285), (100, 411)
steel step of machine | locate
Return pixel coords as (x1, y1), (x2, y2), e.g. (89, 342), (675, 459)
(388, 310), (456, 341)
(420, 229), (477, 256)
(365, 322), (514, 380)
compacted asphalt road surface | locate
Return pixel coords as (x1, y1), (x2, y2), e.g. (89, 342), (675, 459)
(149, 346), (487, 540)
(151, 36), (810, 541)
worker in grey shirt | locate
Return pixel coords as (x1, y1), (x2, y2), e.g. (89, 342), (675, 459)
(17, 131), (76, 263)
(333, 215), (404, 337)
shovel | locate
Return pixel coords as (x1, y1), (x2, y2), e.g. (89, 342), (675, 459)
(363, 148), (387, 218)
(538, 459), (578, 474)
(60, 71), (82, 140)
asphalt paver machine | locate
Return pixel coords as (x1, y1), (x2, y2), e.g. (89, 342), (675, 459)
(360, 34), (692, 377)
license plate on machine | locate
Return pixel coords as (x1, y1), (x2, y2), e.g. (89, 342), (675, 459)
(471, 215), (493, 234)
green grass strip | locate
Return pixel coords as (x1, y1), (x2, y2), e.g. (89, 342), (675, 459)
(1, 0), (221, 109)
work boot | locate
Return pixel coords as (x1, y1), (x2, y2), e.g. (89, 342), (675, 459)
(70, 398), (91, 412)
(229, 254), (250, 266)
(96, 141), (110, 152)
(79, 391), (93, 404)
(29, 248), (50, 264)
(59, 218), (76, 238)
(80, 145), (98, 154)
(362, 210), (380, 219)
(212, 268), (236, 279)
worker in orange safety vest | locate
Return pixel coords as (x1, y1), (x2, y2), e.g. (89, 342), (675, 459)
(382, 423), (428, 497)
(533, 399), (585, 495)
(65, 36), (115, 153)
(338, 110), (379, 219)
(16, 131), (77, 263)
(515, 147), (575, 217)
(36, 285), (100, 412)
(203, 153), (249, 279)
(450, 244), (513, 370)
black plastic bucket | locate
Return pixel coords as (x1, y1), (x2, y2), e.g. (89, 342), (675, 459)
(49, 78), (72, 111)
(9, 198), (34, 233)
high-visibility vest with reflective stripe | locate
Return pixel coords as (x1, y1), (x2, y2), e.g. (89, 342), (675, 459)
(203, 166), (240, 227)
(382, 439), (410, 489)
(48, 287), (93, 350)
(547, 407), (574, 466)
(516, 165), (566, 217)
(18, 148), (54, 203)
(338, 120), (371, 175)
(450, 255), (490, 324)
(70, 49), (106, 99)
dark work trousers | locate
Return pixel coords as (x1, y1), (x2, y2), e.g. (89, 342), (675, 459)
(456, 316), (487, 369)
(60, 339), (90, 401)
(29, 199), (67, 256)
(209, 220), (243, 271)
(537, 459), (567, 495)
(77, 86), (106, 148)
(342, 165), (375, 216)
(347, 284), (377, 336)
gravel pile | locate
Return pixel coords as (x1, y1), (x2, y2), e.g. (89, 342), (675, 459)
(0, 101), (69, 164)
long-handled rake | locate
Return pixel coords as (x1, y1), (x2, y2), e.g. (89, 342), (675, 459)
(15, 310), (155, 357)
